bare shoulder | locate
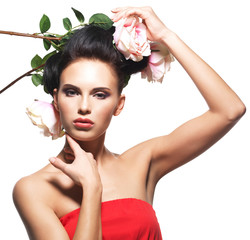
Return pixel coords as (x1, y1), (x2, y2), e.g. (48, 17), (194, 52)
(13, 163), (75, 210)
(13, 165), (56, 203)
(13, 165), (70, 239)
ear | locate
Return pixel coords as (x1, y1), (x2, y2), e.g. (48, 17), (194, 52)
(114, 94), (125, 116)
(53, 89), (59, 111)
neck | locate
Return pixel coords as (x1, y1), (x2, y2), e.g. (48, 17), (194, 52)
(76, 134), (106, 160)
(59, 133), (110, 164)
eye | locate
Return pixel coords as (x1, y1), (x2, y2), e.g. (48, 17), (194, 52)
(64, 89), (79, 97)
(93, 92), (109, 99)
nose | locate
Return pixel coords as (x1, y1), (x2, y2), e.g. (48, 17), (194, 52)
(78, 96), (91, 115)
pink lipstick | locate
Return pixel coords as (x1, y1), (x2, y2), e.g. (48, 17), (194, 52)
(73, 118), (94, 129)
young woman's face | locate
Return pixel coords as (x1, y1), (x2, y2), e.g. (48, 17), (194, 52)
(54, 59), (125, 141)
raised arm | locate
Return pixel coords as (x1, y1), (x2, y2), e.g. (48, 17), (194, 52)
(13, 134), (102, 240)
(112, 7), (246, 180)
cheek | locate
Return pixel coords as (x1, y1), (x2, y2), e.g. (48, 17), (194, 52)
(94, 99), (120, 127)
(57, 98), (75, 125)
(96, 103), (116, 123)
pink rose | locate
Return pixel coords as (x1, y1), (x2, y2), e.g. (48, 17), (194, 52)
(26, 100), (64, 140)
(113, 17), (151, 62)
(141, 42), (174, 82)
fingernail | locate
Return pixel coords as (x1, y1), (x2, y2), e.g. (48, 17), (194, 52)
(49, 157), (55, 163)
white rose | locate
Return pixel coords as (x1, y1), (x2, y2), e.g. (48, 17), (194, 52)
(113, 17), (151, 62)
(26, 100), (64, 140)
(141, 42), (174, 82)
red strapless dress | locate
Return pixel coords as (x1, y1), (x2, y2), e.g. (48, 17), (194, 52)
(60, 198), (162, 239)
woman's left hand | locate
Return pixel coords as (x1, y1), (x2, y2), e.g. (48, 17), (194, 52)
(111, 6), (171, 42)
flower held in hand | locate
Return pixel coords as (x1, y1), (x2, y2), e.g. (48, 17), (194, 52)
(113, 17), (151, 62)
(141, 42), (174, 82)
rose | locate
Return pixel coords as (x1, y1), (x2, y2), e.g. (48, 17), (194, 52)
(26, 100), (64, 140)
(141, 42), (174, 82)
(113, 17), (151, 62)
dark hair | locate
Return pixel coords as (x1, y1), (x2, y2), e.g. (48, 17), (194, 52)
(43, 25), (148, 95)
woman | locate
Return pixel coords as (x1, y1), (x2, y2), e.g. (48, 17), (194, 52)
(12, 6), (246, 240)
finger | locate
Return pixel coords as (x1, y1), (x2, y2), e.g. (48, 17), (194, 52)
(123, 16), (139, 27)
(66, 134), (83, 155)
(49, 157), (67, 173)
(111, 6), (129, 13)
(112, 7), (147, 23)
(111, 7), (130, 22)
(123, 8), (148, 20)
(111, 12), (124, 22)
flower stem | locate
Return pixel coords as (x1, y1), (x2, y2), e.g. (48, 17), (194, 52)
(0, 64), (45, 94)
(0, 30), (61, 40)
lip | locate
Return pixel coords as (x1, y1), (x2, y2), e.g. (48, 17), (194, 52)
(73, 118), (94, 129)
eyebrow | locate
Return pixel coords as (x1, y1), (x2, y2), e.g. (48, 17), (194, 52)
(61, 84), (111, 92)
(92, 87), (112, 92)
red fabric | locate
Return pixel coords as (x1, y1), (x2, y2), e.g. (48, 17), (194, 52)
(60, 198), (162, 240)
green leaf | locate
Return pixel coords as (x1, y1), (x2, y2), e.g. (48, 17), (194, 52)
(89, 13), (113, 30)
(31, 54), (42, 68)
(72, 7), (84, 23)
(42, 50), (57, 64)
(40, 14), (51, 33)
(32, 74), (43, 86)
(43, 39), (51, 51)
(63, 18), (72, 31)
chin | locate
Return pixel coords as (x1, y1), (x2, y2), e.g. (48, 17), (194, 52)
(66, 129), (106, 142)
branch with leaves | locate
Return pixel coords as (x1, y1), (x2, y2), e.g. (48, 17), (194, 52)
(0, 7), (113, 94)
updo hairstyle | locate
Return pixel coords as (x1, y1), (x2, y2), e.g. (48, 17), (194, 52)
(43, 25), (148, 95)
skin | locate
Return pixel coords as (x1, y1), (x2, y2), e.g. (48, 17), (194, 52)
(13, 6), (246, 240)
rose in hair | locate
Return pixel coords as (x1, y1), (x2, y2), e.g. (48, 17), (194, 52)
(26, 100), (64, 140)
(113, 17), (151, 62)
(141, 42), (174, 82)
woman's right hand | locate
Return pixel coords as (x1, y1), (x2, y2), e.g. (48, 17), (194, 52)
(49, 134), (102, 190)
(111, 6), (171, 43)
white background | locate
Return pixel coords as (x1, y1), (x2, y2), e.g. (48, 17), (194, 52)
(0, 0), (249, 239)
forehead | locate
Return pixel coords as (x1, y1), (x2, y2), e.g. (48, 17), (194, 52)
(60, 59), (118, 89)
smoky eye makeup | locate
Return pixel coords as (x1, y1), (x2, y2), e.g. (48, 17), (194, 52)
(93, 91), (110, 99)
(64, 89), (79, 96)
(60, 84), (112, 98)
(61, 85), (80, 97)
(91, 87), (111, 99)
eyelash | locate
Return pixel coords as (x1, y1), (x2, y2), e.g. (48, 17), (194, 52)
(64, 89), (79, 96)
(93, 92), (109, 99)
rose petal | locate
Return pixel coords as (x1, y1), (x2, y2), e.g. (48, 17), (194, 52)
(141, 42), (174, 82)
(26, 100), (64, 140)
(113, 18), (151, 62)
